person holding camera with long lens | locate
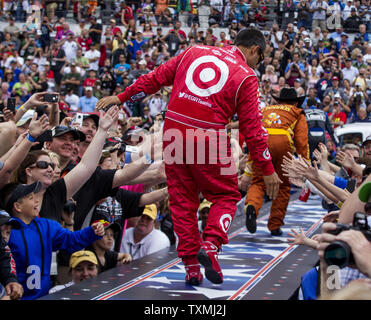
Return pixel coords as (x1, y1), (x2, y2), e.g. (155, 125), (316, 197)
(316, 178), (371, 299)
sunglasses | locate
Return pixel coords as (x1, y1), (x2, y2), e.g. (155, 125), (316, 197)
(258, 47), (264, 65)
(29, 161), (55, 170)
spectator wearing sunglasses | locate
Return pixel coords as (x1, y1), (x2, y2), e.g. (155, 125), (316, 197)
(12, 107), (120, 225)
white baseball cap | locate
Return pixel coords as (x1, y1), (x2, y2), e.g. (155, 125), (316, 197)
(16, 110), (35, 127)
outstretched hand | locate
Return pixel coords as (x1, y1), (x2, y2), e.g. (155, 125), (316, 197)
(98, 105), (120, 131)
(3, 107), (15, 122)
(263, 171), (282, 200)
(120, 253), (132, 264)
(283, 153), (319, 179)
(96, 95), (121, 111)
(282, 152), (305, 187)
(287, 228), (307, 245)
(322, 210), (340, 223)
(24, 92), (57, 109)
(336, 150), (356, 170)
(28, 113), (49, 138)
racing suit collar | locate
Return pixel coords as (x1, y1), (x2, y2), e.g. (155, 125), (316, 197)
(234, 45), (247, 64)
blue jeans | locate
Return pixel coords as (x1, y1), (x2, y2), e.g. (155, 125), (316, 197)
(16, 5), (25, 22)
(297, 19), (311, 30)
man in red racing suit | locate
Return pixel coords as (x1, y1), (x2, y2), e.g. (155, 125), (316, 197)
(96, 27), (281, 285)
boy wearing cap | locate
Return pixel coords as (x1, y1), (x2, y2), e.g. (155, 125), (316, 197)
(87, 220), (132, 273)
(120, 204), (170, 260)
(49, 250), (99, 294)
(0, 181), (105, 300)
(0, 210), (23, 300)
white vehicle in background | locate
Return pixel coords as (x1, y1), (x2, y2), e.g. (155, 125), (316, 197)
(335, 123), (371, 146)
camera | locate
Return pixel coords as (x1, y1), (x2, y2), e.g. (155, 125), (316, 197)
(72, 113), (84, 126)
(324, 212), (371, 268)
(44, 93), (59, 103)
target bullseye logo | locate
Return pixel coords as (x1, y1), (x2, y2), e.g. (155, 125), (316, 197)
(185, 55), (229, 97)
(263, 148), (271, 160)
(220, 214), (232, 233)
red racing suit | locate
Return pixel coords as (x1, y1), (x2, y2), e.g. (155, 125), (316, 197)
(117, 45), (274, 257)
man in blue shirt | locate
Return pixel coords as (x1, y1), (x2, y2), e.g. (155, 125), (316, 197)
(236, 0), (249, 21)
(114, 54), (130, 84)
(127, 32), (147, 61)
(329, 26), (344, 43)
(316, 39), (330, 56)
(78, 87), (98, 112)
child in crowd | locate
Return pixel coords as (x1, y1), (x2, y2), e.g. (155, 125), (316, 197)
(0, 181), (105, 300)
(86, 220), (132, 273)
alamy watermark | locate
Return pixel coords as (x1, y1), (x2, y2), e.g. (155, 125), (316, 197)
(132, 127), (258, 176)
(326, 265), (342, 290)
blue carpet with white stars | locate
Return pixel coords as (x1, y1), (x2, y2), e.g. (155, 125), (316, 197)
(41, 192), (326, 300)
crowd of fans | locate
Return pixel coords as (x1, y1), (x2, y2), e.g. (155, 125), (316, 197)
(0, 0), (370, 301)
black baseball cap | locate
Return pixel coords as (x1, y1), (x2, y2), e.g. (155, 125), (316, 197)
(363, 135), (371, 147)
(122, 126), (146, 142)
(51, 126), (86, 142)
(5, 181), (42, 214)
(82, 114), (99, 128)
(91, 219), (121, 234)
(104, 136), (122, 149)
(0, 210), (21, 229)
(103, 137), (126, 154)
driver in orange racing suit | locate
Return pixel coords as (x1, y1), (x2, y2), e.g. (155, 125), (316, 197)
(244, 88), (310, 236)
